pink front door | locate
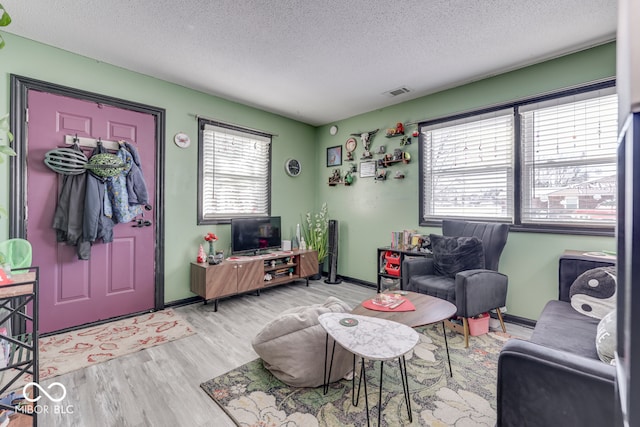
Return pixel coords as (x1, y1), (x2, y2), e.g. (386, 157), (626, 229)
(26, 90), (156, 334)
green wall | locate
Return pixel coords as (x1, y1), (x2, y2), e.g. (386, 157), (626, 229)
(0, 31), (617, 320)
(0, 32), (317, 302)
(315, 43), (617, 320)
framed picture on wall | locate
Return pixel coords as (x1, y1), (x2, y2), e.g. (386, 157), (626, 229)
(360, 160), (376, 177)
(327, 145), (342, 167)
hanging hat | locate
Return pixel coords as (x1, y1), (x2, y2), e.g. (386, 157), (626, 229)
(44, 147), (88, 175)
(85, 153), (126, 178)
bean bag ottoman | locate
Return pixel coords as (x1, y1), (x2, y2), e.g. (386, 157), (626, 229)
(251, 296), (354, 387)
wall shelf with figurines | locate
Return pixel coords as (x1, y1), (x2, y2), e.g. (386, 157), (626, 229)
(380, 149), (410, 167)
(328, 167), (356, 186)
(385, 122), (405, 138)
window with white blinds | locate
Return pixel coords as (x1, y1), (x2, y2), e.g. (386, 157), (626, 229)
(418, 80), (617, 232)
(199, 121), (272, 222)
(421, 109), (514, 222)
(520, 87), (618, 227)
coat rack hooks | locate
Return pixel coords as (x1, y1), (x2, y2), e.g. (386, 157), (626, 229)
(64, 135), (120, 151)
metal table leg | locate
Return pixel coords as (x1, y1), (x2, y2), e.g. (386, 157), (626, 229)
(399, 355), (412, 422)
(323, 333), (337, 394)
(354, 357), (412, 426)
(442, 321), (452, 377)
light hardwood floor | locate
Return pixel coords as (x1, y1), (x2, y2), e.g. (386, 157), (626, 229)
(38, 280), (532, 427)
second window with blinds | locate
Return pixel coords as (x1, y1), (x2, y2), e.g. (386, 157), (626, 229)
(419, 81), (618, 233)
(198, 119), (272, 224)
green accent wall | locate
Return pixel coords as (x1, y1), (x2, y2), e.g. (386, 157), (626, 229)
(0, 31), (616, 320)
(0, 32), (317, 302)
(315, 42), (616, 320)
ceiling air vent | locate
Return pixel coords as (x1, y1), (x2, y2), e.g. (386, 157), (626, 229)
(384, 87), (411, 97)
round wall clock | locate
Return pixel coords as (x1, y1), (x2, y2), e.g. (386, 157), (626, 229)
(329, 125), (339, 136)
(174, 132), (191, 148)
(345, 137), (357, 152)
(285, 158), (302, 177)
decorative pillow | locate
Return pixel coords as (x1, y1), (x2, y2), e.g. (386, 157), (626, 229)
(596, 309), (616, 365)
(251, 296), (354, 387)
(429, 234), (485, 278)
(569, 266), (616, 319)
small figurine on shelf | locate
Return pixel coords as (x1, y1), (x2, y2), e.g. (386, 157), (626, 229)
(344, 170), (354, 185)
(213, 250), (224, 264)
(197, 244), (206, 263)
(385, 122), (405, 137)
(400, 136), (412, 146)
(328, 168), (342, 185)
(375, 169), (387, 181)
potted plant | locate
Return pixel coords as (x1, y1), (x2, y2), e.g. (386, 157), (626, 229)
(0, 3), (12, 50)
(0, 114), (15, 221)
(0, 4), (15, 220)
(301, 203), (328, 279)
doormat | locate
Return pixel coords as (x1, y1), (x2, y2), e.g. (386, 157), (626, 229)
(201, 325), (511, 427)
(2, 309), (195, 390)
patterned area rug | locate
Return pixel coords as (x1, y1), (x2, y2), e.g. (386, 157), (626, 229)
(2, 309), (195, 390)
(39, 309), (195, 380)
(201, 325), (511, 427)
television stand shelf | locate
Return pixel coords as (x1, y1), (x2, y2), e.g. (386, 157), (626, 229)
(190, 249), (318, 311)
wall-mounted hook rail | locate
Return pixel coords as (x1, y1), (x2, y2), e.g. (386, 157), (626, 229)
(64, 134), (121, 151)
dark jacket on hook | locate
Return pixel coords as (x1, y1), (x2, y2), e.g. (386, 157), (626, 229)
(123, 142), (150, 207)
(53, 173), (87, 247)
(52, 173), (94, 260)
(106, 147), (144, 223)
(76, 144), (115, 259)
(83, 172), (114, 248)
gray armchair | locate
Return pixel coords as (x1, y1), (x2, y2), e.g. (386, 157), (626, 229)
(401, 220), (509, 347)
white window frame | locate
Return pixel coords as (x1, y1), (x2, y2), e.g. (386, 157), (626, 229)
(197, 119), (272, 224)
(419, 80), (617, 234)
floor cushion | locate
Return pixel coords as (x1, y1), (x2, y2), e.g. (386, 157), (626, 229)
(251, 296), (354, 387)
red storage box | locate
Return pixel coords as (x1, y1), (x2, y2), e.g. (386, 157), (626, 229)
(468, 312), (490, 336)
(384, 263), (401, 277)
(384, 251), (401, 263)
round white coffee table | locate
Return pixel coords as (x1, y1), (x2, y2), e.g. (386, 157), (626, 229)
(318, 312), (419, 426)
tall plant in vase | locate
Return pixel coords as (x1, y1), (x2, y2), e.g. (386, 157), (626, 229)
(302, 203), (329, 278)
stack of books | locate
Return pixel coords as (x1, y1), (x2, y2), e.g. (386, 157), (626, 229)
(391, 230), (420, 249)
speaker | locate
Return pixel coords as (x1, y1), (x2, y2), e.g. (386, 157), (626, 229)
(324, 219), (342, 284)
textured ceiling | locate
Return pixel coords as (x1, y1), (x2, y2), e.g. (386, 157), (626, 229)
(1, 0), (617, 126)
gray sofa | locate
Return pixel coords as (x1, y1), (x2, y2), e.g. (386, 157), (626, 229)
(497, 253), (616, 427)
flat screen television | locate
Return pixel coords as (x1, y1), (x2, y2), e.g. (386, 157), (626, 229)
(231, 216), (282, 255)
